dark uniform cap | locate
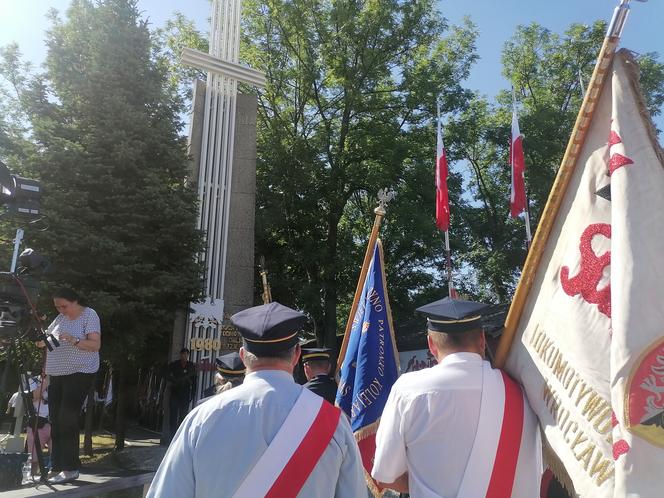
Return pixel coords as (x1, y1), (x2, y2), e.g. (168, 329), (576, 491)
(301, 347), (332, 363)
(215, 352), (245, 377)
(416, 297), (489, 333)
(231, 302), (306, 355)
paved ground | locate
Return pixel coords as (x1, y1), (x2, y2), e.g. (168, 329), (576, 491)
(0, 426), (164, 495)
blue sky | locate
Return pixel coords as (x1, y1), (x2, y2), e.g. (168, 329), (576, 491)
(1, 0), (662, 122)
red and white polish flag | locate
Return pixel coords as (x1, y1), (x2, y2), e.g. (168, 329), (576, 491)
(436, 118), (450, 231)
(510, 108), (527, 218)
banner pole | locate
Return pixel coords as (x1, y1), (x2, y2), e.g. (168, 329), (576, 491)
(494, 0), (632, 368)
(336, 190), (394, 374)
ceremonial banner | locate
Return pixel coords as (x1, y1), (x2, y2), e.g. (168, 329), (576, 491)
(336, 240), (400, 495)
(502, 49), (664, 497)
(608, 51), (664, 497)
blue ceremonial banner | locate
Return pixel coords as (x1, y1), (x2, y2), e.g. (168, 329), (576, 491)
(336, 239), (399, 490)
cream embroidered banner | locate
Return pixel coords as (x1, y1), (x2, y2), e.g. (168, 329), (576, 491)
(608, 51), (664, 498)
(504, 49), (664, 497)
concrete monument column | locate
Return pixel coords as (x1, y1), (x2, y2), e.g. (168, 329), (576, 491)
(171, 0), (264, 401)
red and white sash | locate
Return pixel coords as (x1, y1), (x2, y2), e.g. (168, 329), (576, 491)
(457, 363), (530, 498)
(232, 388), (341, 498)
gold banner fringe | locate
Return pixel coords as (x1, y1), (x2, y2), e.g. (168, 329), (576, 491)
(617, 49), (664, 167)
(542, 436), (578, 498)
(354, 420), (385, 498)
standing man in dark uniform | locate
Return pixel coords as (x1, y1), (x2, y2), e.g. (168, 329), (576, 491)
(166, 347), (196, 440)
(302, 348), (338, 404)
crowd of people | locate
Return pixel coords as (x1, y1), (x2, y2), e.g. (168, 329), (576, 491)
(6, 294), (545, 497)
(147, 301), (543, 498)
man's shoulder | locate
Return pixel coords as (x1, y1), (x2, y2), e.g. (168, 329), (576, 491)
(187, 386), (255, 421)
(303, 378), (315, 388)
(391, 363), (477, 397)
(305, 375), (335, 387)
(393, 367), (434, 388)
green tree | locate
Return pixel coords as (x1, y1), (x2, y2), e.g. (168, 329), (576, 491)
(444, 96), (525, 302)
(240, 0), (478, 348)
(448, 21), (664, 301)
(638, 52), (664, 126)
(501, 21), (606, 218)
(0, 0), (203, 449)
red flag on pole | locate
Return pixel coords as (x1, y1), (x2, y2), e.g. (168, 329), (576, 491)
(436, 117), (450, 231)
(510, 107), (527, 218)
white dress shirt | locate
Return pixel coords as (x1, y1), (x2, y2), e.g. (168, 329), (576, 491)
(372, 352), (483, 498)
(147, 369), (366, 498)
(372, 352), (542, 498)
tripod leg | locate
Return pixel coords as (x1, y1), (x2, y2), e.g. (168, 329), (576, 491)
(19, 373), (49, 483)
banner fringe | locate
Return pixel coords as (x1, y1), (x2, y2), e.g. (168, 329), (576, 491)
(354, 420), (379, 442)
(354, 420), (385, 497)
(617, 49), (664, 168)
(365, 467), (384, 498)
(542, 436), (578, 497)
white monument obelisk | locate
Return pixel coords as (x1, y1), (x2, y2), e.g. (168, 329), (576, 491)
(181, 0), (265, 399)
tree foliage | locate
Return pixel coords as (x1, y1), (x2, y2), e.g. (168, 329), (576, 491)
(0, 0), (203, 426)
(3, 0), (663, 371)
(157, 7), (664, 344)
(446, 21), (663, 301)
(239, 0), (478, 347)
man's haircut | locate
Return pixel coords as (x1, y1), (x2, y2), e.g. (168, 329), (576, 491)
(242, 345), (297, 367)
(428, 328), (483, 352)
(305, 359), (331, 372)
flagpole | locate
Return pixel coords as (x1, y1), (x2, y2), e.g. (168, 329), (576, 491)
(523, 208), (532, 249)
(336, 189), (395, 374)
(444, 229), (454, 295)
(436, 100), (455, 296)
(495, 0), (634, 368)
(578, 68), (586, 98)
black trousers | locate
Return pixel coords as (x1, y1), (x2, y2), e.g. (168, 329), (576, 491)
(168, 391), (191, 437)
(49, 373), (94, 472)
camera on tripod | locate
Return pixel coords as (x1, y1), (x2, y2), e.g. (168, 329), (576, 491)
(0, 249), (50, 346)
(0, 159), (41, 219)
(0, 159), (48, 347)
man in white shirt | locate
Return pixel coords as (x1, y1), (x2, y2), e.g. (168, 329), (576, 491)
(148, 302), (365, 498)
(371, 298), (542, 498)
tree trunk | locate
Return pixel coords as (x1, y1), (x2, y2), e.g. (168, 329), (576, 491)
(83, 374), (96, 456)
(322, 210), (340, 357)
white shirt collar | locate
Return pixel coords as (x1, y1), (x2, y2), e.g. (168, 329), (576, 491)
(437, 352), (483, 367)
(243, 369), (294, 384)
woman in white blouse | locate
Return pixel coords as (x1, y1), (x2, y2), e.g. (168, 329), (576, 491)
(39, 287), (101, 484)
